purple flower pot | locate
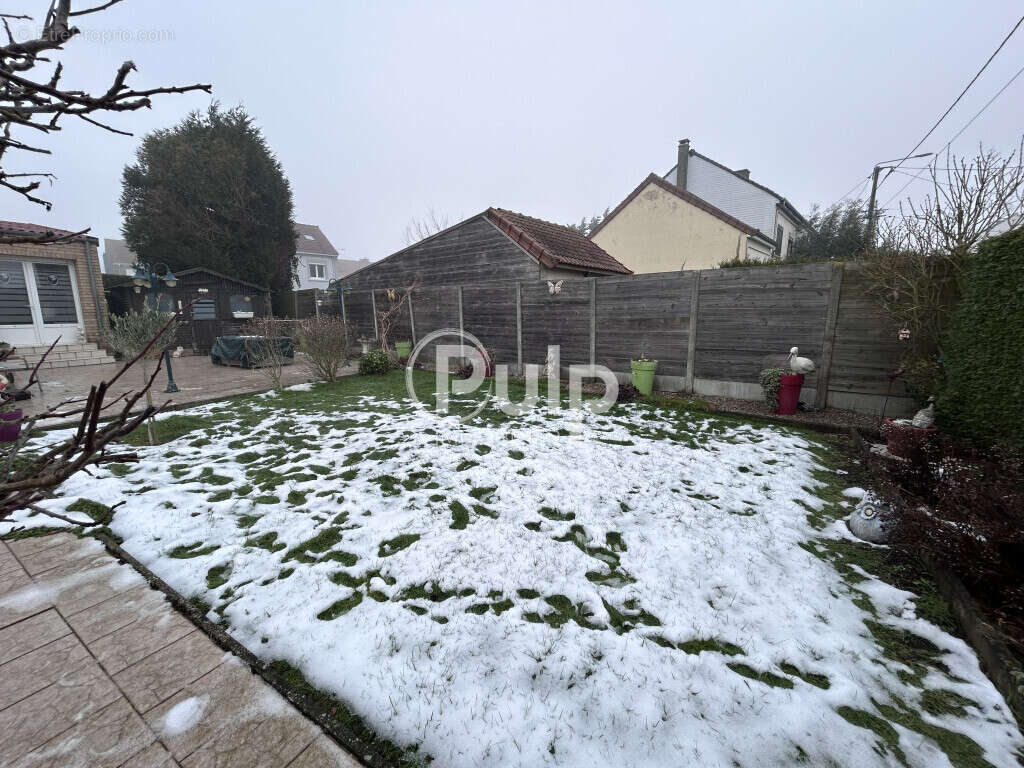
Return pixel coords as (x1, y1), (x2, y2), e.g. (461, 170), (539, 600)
(0, 408), (22, 443)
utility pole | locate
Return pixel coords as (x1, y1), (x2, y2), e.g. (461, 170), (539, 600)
(865, 152), (934, 248)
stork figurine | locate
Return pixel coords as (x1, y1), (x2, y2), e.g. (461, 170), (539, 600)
(788, 346), (816, 375)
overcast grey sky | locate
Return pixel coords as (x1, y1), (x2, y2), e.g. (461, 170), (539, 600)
(4, 1), (1023, 264)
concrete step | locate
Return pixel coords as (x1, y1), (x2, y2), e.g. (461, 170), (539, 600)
(15, 342), (98, 356)
(10, 343), (117, 370)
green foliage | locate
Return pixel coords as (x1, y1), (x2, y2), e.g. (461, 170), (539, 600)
(106, 307), (181, 360)
(759, 368), (787, 409)
(120, 104), (297, 308)
(938, 227), (1024, 451)
(790, 200), (868, 263)
(358, 348), (395, 376)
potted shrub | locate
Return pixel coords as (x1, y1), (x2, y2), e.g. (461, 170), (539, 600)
(630, 352), (657, 396)
(0, 374), (22, 443)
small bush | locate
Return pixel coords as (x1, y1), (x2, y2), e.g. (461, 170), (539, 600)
(758, 368), (787, 409)
(359, 348), (395, 375)
(615, 383), (641, 403)
(296, 315), (352, 382)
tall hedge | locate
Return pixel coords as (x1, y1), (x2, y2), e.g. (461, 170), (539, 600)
(938, 227), (1024, 451)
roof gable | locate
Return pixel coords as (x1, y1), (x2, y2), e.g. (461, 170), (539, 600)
(589, 174), (774, 245)
(295, 223), (339, 256)
(486, 208), (631, 275)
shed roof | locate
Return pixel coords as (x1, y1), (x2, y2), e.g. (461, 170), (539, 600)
(486, 208), (631, 274)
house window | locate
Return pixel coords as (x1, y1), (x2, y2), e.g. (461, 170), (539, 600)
(308, 263), (327, 280)
(33, 264), (77, 324)
(192, 299), (217, 320)
(230, 294), (254, 318)
(303, 233), (316, 241)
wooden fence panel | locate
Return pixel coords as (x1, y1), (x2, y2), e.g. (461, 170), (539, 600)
(828, 264), (907, 396)
(520, 280), (591, 367)
(343, 290), (375, 340)
(595, 272), (691, 378)
(410, 285), (460, 365)
(462, 283), (517, 366)
(694, 263), (832, 386)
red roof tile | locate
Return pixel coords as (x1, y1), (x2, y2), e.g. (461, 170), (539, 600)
(486, 208), (631, 275)
(0, 220), (77, 237)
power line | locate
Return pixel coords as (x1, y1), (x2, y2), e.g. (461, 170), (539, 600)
(879, 12), (1024, 185)
(879, 62), (1024, 211)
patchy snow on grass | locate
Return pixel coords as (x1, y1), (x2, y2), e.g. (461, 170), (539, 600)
(10, 384), (1023, 768)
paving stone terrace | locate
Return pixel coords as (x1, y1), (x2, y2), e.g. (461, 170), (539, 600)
(0, 533), (360, 768)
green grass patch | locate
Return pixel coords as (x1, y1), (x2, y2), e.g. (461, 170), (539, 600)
(378, 533), (420, 557)
(167, 541), (219, 559)
(727, 663), (794, 689)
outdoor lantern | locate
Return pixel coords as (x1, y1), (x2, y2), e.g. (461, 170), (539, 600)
(162, 268), (178, 288)
(132, 266), (149, 288)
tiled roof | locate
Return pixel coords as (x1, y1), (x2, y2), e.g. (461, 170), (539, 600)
(295, 223), (339, 256)
(486, 208), (631, 275)
(0, 220), (77, 237)
(589, 174), (775, 246)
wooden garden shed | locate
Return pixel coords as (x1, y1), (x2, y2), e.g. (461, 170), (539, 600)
(105, 267), (271, 353)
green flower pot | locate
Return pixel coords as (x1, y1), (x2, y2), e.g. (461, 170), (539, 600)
(395, 341), (412, 359)
(630, 359), (658, 396)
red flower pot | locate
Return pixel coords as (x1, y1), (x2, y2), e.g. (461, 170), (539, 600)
(776, 374), (804, 415)
(882, 418), (937, 458)
(0, 408), (22, 443)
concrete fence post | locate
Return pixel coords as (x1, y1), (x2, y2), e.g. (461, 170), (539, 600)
(815, 262), (845, 410)
(339, 286), (347, 323)
(407, 291), (417, 344)
(370, 290), (379, 340)
(684, 271), (701, 393)
(457, 285), (464, 340)
(589, 278), (597, 366)
(515, 282), (523, 375)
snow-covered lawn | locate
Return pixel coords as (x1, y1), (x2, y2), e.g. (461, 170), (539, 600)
(6, 374), (1022, 767)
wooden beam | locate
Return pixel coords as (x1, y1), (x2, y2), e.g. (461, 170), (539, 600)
(815, 262), (844, 410)
(684, 271), (701, 393)
(457, 285), (464, 341)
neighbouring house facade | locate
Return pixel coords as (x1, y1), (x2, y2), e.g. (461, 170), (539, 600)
(664, 139), (806, 259)
(590, 174), (775, 272)
(591, 140), (806, 272)
(294, 223), (342, 290)
(101, 237), (138, 276)
(341, 207), (631, 291)
(0, 221), (109, 348)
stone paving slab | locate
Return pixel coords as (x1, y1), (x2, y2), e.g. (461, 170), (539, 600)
(0, 535), (362, 768)
(20, 355), (357, 423)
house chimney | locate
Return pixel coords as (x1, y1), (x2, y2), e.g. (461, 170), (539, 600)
(677, 138), (690, 190)
(736, 169), (750, 179)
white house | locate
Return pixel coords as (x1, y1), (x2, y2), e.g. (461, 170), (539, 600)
(664, 139), (806, 260)
(294, 223), (342, 290)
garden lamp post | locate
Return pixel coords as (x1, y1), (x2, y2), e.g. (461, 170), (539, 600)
(131, 262), (180, 393)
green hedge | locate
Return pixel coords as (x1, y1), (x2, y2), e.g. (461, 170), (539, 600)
(938, 227), (1024, 451)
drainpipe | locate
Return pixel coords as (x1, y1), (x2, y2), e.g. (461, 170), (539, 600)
(82, 237), (105, 342)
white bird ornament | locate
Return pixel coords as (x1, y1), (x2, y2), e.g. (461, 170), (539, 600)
(910, 397), (936, 429)
(547, 280), (563, 295)
(787, 346), (816, 375)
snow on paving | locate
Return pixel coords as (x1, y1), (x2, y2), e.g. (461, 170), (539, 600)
(5, 386), (1022, 767)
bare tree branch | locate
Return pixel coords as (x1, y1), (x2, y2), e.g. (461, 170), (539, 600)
(0, 0), (211, 219)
